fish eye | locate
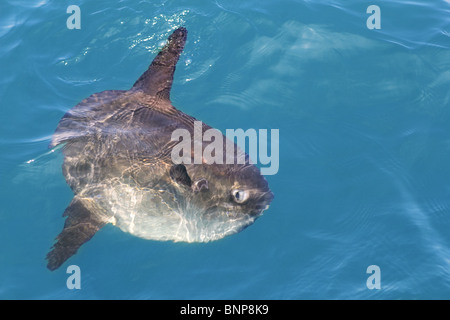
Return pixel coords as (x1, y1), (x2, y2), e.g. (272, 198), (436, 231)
(231, 189), (249, 204)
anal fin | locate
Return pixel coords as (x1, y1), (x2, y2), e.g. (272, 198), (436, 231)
(46, 197), (106, 271)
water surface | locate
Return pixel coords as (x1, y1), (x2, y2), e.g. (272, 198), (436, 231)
(1, 0), (450, 299)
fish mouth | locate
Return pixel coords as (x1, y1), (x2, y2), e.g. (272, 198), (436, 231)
(248, 204), (271, 217)
(256, 190), (274, 209)
(250, 190), (274, 216)
(256, 204), (271, 211)
(263, 190), (275, 205)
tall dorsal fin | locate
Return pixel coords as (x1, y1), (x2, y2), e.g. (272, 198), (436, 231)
(132, 27), (187, 101)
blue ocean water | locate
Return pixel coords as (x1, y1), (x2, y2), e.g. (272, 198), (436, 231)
(1, 0), (450, 299)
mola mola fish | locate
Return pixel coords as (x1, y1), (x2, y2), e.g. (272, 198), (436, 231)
(47, 27), (274, 271)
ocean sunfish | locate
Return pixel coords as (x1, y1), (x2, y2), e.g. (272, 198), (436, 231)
(47, 27), (274, 271)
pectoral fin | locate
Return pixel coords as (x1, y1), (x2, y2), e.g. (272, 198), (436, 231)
(46, 197), (106, 271)
(169, 164), (192, 187)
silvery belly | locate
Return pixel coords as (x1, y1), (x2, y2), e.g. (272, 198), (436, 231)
(81, 178), (257, 243)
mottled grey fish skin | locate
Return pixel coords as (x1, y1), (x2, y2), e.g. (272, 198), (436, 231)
(47, 27), (274, 271)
